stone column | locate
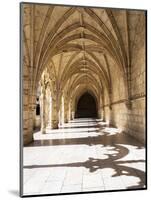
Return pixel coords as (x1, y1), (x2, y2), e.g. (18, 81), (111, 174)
(70, 100), (75, 120)
(68, 103), (71, 121)
(51, 98), (59, 129)
(102, 108), (105, 121)
(108, 105), (114, 126)
(22, 5), (35, 145)
(23, 93), (34, 145)
(40, 87), (47, 134)
(23, 73), (35, 145)
(98, 108), (102, 119)
(100, 93), (105, 121)
(108, 90), (113, 126)
(32, 95), (37, 129)
(64, 100), (68, 123)
(45, 89), (52, 128)
(46, 93), (51, 127)
(59, 96), (64, 126)
(71, 111), (75, 120)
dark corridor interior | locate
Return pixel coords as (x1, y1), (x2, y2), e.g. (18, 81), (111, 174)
(75, 92), (98, 118)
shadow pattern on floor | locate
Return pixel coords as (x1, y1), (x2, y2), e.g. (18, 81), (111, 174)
(24, 119), (146, 190)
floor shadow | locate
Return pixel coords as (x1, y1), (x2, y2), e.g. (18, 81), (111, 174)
(25, 132), (144, 148)
(59, 125), (100, 129)
(24, 143), (146, 189)
(46, 128), (101, 133)
(23, 118), (146, 190)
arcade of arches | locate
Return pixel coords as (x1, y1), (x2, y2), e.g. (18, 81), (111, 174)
(22, 3), (146, 195)
(23, 4), (146, 145)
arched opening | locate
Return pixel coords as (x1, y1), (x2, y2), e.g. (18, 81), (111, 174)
(75, 92), (98, 118)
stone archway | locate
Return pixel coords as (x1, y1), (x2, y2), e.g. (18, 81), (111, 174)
(75, 92), (98, 118)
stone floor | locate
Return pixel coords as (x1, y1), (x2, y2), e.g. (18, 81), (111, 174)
(23, 118), (146, 196)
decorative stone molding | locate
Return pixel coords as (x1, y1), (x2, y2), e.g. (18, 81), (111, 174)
(131, 93), (146, 100)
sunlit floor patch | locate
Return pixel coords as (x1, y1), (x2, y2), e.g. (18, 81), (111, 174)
(23, 118), (146, 195)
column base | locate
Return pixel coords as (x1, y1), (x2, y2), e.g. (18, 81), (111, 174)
(51, 120), (59, 129)
(23, 133), (33, 145)
(64, 119), (68, 123)
(71, 112), (75, 120)
(41, 128), (46, 134)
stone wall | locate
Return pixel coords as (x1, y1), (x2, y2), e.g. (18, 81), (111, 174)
(103, 11), (146, 144)
(104, 97), (145, 143)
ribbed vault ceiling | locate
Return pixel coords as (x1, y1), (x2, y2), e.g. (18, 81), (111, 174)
(23, 4), (136, 105)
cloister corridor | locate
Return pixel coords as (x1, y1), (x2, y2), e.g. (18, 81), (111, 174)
(21, 3), (146, 196)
